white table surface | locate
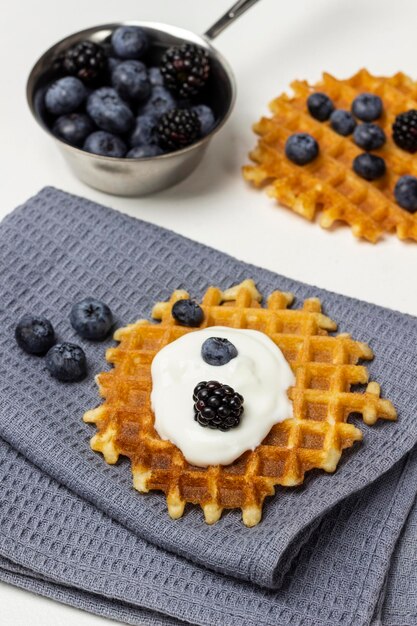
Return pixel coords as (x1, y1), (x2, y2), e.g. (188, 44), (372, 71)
(2, 0), (417, 623)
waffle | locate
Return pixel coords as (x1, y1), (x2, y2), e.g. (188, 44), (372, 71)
(84, 280), (396, 526)
(243, 69), (417, 242)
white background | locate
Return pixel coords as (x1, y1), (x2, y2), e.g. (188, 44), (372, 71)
(1, 0), (417, 623)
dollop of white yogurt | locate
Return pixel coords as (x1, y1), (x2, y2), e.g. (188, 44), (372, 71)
(150, 326), (294, 467)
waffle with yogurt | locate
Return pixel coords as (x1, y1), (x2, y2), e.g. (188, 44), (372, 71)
(243, 69), (417, 242)
(84, 280), (396, 527)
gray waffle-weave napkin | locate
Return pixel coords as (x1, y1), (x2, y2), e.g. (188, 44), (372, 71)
(1, 187), (417, 625)
(1, 435), (417, 626)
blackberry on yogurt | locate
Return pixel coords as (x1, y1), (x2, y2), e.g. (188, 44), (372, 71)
(193, 381), (244, 431)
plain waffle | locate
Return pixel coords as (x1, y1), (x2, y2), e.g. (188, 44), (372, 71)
(243, 69), (417, 242)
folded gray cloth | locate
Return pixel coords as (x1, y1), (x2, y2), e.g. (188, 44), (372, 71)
(1, 435), (416, 626)
(376, 484), (417, 626)
(1, 187), (417, 625)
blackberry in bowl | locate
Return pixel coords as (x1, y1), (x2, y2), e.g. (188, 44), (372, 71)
(27, 21), (235, 196)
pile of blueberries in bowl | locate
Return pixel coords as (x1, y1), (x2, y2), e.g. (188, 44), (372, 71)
(38, 25), (217, 159)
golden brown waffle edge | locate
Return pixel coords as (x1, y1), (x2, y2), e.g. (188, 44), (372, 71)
(84, 279), (396, 527)
(243, 69), (417, 242)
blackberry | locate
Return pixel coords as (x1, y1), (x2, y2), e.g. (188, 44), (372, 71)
(157, 108), (201, 150)
(193, 381), (244, 431)
(58, 41), (107, 83)
(392, 110), (417, 153)
(160, 43), (210, 98)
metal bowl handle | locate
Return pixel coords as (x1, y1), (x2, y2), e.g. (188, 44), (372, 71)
(204, 0), (261, 40)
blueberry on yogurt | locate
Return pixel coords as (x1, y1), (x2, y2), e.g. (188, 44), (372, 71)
(201, 337), (238, 366)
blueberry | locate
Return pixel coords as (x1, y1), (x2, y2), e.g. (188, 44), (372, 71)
(52, 113), (94, 147)
(353, 123), (386, 151)
(307, 92), (334, 121)
(45, 77), (87, 115)
(149, 67), (163, 86)
(129, 114), (158, 147)
(86, 87), (134, 134)
(83, 131), (127, 157)
(201, 337), (238, 366)
(126, 145), (163, 158)
(192, 105), (215, 136)
(108, 57), (123, 72)
(285, 133), (319, 165)
(171, 299), (204, 327)
(138, 86), (176, 119)
(70, 297), (114, 340)
(15, 315), (55, 355)
(330, 110), (356, 136)
(353, 153), (386, 181)
(45, 343), (87, 382)
(111, 60), (151, 102)
(352, 93), (383, 122)
(111, 26), (149, 59)
(394, 175), (417, 212)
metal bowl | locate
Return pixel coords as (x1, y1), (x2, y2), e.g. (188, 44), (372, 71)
(26, 22), (236, 196)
